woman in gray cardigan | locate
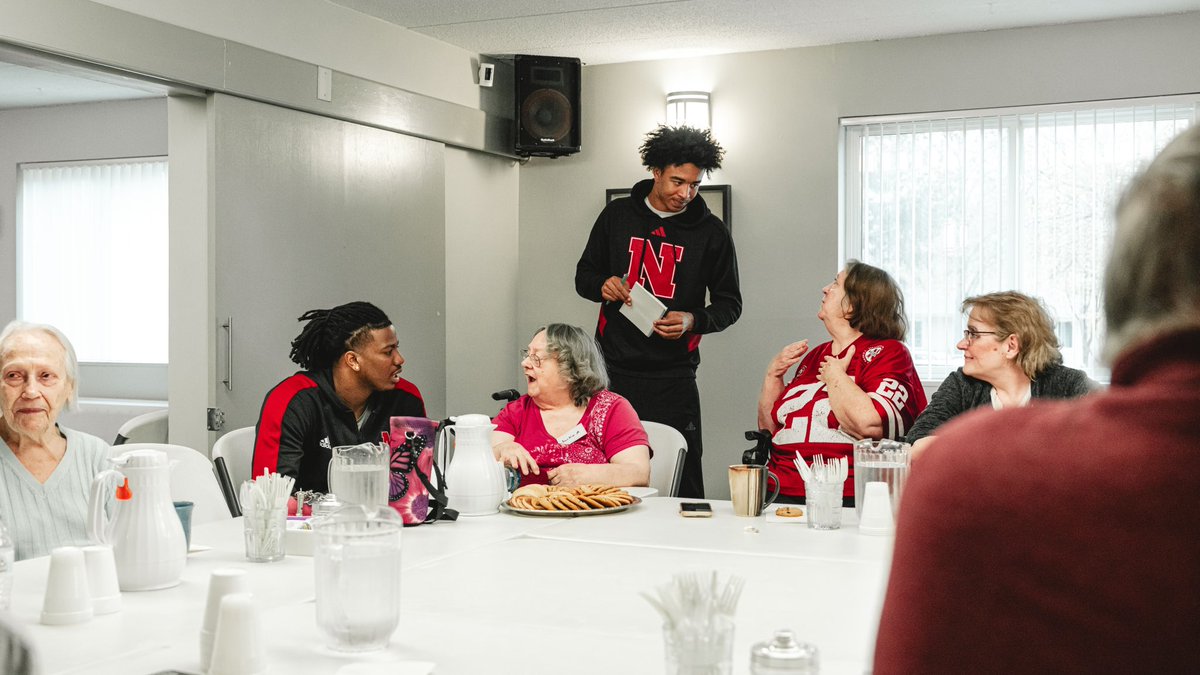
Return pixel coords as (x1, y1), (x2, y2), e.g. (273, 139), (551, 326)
(906, 292), (1096, 458)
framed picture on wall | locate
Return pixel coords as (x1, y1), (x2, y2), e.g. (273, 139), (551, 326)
(605, 184), (733, 231)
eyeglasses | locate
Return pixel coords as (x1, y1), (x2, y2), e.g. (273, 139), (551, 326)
(520, 349), (549, 367)
(961, 328), (1001, 344)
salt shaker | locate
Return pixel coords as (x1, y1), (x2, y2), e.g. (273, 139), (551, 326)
(750, 629), (819, 674)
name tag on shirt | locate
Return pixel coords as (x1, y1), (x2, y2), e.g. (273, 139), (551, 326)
(557, 424), (586, 445)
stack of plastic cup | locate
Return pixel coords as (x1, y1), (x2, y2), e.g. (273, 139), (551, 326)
(82, 545), (121, 615)
(207, 591), (265, 675)
(201, 568), (250, 671)
(41, 547), (94, 625)
(858, 481), (896, 536)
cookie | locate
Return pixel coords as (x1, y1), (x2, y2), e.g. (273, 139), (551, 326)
(775, 506), (804, 518)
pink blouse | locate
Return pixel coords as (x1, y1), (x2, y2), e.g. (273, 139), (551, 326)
(493, 390), (648, 486)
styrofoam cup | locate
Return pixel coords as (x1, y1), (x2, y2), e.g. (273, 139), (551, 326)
(207, 592), (265, 675)
(858, 481), (895, 536)
(82, 545), (121, 615)
(41, 547), (94, 625)
(200, 568), (249, 670)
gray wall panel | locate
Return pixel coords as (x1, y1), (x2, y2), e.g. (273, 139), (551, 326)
(212, 94), (447, 430)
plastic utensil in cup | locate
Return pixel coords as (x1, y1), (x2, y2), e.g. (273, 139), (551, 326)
(804, 481), (843, 530)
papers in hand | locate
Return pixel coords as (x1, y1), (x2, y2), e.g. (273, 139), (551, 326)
(620, 282), (668, 336)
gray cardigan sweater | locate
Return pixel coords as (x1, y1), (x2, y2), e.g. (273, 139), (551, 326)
(905, 363), (1096, 444)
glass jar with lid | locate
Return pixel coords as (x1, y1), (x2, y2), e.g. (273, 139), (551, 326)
(750, 629), (819, 674)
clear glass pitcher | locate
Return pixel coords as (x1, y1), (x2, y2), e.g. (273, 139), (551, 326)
(327, 442), (388, 507)
(852, 439), (909, 521)
(313, 506), (404, 651)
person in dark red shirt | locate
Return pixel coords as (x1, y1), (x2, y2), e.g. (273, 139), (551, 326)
(874, 125), (1200, 674)
(251, 301), (424, 493)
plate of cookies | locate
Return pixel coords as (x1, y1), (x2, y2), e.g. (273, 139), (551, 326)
(503, 483), (641, 516)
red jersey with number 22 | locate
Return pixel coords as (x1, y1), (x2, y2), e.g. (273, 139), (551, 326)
(768, 336), (926, 498)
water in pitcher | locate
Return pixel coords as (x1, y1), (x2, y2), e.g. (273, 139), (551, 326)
(314, 526), (402, 651)
(329, 464), (388, 508)
(853, 439), (909, 521)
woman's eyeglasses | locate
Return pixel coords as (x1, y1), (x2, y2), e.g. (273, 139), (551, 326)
(961, 329), (1001, 345)
(520, 349), (547, 367)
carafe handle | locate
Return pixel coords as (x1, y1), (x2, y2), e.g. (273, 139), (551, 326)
(87, 468), (124, 545)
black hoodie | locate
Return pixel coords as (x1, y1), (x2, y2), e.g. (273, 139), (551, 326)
(575, 178), (742, 377)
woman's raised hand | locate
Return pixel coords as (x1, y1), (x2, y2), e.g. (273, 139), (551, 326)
(817, 344), (855, 384)
(494, 440), (541, 476)
(766, 340), (809, 378)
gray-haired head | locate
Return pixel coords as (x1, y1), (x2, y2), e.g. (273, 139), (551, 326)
(1104, 124), (1200, 362)
(0, 320), (81, 411)
(537, 323), (608, 406)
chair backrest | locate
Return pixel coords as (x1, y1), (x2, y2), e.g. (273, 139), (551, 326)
(113, 408), (169, 445)
(211, 426), (257, 516)
(109, 443), (230, 524)
(643, 421), (688, 497)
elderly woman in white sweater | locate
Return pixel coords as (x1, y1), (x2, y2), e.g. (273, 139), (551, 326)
(0, 321), (109, 560)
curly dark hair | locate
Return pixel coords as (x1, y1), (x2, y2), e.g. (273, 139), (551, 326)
(639, 125), (725, 174)
(288, 301), (392, 370)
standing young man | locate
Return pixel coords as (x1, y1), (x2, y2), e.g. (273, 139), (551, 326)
(575, 125), (741, 498)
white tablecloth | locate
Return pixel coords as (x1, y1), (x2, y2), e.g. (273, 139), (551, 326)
(12, 498), (891, 675)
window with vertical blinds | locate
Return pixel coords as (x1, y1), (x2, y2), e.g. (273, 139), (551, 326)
(18, 158), (169, 366)
(842, 96), (1198, 383)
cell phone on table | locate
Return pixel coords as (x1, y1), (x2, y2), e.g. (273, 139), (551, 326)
(679, 502), (713, 517)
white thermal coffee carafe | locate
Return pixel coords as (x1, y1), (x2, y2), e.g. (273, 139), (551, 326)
(87, 449), (187, 591)
(443, 413), (507, 516)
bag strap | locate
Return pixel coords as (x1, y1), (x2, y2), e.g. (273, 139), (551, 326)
(416, 420), (457, 523)
(412, 459), (457, 523)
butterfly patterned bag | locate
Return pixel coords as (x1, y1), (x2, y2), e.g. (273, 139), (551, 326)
(386, 416), (457, 525)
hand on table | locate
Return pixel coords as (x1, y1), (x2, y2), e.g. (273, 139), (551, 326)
(546, 463), (596, 486)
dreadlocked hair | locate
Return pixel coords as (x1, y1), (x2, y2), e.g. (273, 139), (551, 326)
(639, 125), (725, 174)
(288, 301), (392, 370)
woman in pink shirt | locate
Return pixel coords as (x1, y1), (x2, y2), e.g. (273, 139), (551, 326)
(492, 324), (650, 488)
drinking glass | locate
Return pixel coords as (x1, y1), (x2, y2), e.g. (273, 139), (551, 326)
(241, 482), (286, 562)
(663, 615), (735, 675)
(803, 481), (843, 530)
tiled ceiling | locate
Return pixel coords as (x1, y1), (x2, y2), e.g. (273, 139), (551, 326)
(3, 0), (1198, 109)
(329, 0), (1200, 65)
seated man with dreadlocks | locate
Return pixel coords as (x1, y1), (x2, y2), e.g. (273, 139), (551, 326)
(251, 301), (424, 493)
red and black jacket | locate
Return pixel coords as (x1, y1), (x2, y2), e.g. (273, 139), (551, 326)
(251, 369), (425, 493)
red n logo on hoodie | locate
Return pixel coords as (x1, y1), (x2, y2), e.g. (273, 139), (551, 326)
(626, 238), (684, 299)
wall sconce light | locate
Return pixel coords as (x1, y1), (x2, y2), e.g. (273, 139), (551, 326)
(666, 91), (710, 129)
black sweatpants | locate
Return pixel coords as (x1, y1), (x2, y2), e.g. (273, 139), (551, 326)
(608, 372), (704, 498)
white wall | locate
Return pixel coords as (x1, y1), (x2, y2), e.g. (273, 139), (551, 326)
(0, 97), (166, 329)
(90, 0), (482, 110)
(518, 12), (1200, 499)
